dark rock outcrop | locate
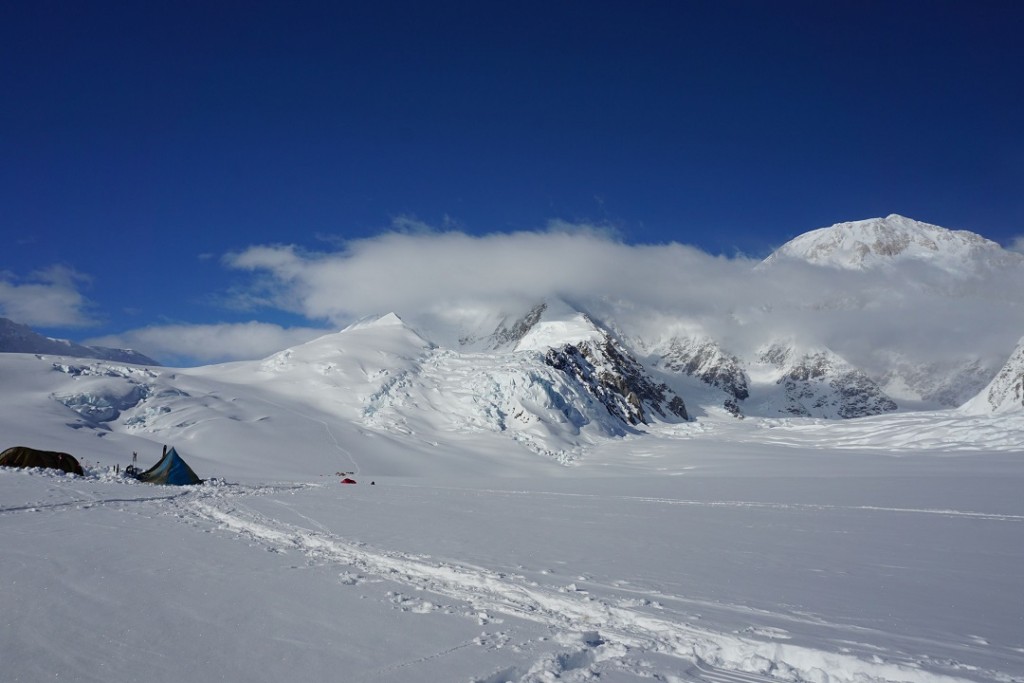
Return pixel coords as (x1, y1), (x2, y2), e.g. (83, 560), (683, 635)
(546, 337), (688, 426)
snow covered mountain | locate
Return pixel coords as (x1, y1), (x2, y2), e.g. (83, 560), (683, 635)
(85, 308), (685, 464)
(636, 333), (900, 419)
(752, 214), (1023, 408)
(964, 336), (1024, 414)
(0, 316), (159, 365)
(0, 278), (1020, 473)
(6, 214), (1023, 427)
(647, 336), (750, 417)
(20, 300), (919, 468)
(748, 343), (897, 419)
(494, 301), (689, 426)
(763, 213), (1023, 274)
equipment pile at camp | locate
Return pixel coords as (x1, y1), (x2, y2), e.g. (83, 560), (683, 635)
(0, 446), (84, 475)
(1, 443), (378, 488)
(0, 443), (202, 486)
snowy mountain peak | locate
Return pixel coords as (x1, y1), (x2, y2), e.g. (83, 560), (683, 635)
(258, 312), (435, 375)
(344, 312), (436, 349)
(763, 214), (1021, 274)
(482, 301), (690, 425)
(515, 311), (605, 352)
(482, 299), (605, 353)
(346, 311), (408, 330)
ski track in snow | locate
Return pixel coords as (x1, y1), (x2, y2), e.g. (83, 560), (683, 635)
(6, 472), (1015, 683)
(180, 492), (765, 682)
(391, 485), (1024, 523)
(80, 483), (993, 683)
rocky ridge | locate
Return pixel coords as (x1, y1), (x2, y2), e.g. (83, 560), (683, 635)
(753, 344), (898, 419)
(0, 317), (159, 366)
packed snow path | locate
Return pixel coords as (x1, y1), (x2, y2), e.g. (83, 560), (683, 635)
(4, 467), (1021, 683)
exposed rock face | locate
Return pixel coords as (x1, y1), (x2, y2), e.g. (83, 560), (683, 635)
(546, 336), (688, 426)
(483, 301), (690, 427)
(759, 345), (898, 419)
(659, 337), (750, 401)
(489, 303), (547, 349)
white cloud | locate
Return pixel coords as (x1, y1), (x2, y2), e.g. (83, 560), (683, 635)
(1008, 235), (1024, 254)
(220, 222), (1024, 372)
(86, 322), (330, 366)
(223, 223), (736, 324)
(0, 266), (96, 327)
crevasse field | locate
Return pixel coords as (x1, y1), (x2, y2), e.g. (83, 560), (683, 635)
(1, 345), (1022, 683)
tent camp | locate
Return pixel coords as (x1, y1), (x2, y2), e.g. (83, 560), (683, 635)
(136, 447), (202, 486)
(0, 446), (84, 476)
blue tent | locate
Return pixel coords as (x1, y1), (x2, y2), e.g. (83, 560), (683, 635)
(137, 447), (202, 486)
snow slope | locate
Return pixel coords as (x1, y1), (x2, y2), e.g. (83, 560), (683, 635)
(2, 341), (1023, 683)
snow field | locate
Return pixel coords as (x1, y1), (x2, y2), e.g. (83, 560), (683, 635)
(3, 457), (1022, 683)
(1, 325), (1023, 683)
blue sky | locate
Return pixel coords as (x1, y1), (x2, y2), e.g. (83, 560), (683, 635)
(2, 1), (1023, 364)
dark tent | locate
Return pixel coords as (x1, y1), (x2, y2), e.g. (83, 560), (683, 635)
(137, 447), (202, 486)
(0, 446), (84, 476)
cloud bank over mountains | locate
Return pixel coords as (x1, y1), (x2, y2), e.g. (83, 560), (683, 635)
(219, 220), (1024, 371)
(223, 224), (749, 329)
(5, 217), (1024, 367)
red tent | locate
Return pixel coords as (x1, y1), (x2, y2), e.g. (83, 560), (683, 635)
(340, 477), (357, 484)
